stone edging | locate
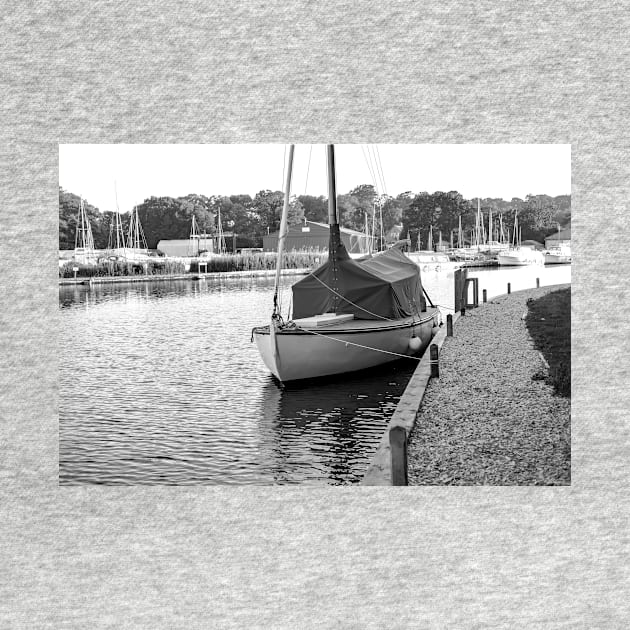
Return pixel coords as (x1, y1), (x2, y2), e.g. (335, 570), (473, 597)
(360, 313), (460, 486)
(360, 281), (570, 486)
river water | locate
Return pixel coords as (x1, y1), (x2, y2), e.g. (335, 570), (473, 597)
(59, 263), (570, 485)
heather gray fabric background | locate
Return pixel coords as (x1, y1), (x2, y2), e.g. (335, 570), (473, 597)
(1, 2), (628, 627)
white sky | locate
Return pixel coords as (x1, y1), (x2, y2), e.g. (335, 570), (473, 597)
(59, 144), (571, 213)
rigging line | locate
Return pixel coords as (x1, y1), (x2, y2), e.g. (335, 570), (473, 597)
(304, 144), (312, 195)
(373, 145), (388, 198)
(293, 326), (425, 361)
(369, 145), (385, 198)
(422, 285), (435, 308)
(304, 270), (393, 321)
(368, 146), (381, 196)
(361, 145), (378, 193)
(367, 146), (380, 195)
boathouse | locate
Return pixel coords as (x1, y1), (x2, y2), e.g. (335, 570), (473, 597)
(545, 225), (571, 249)
(263, 221), (374, 254)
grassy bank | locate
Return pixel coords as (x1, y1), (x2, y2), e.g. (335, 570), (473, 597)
(525, 287), (571, 397)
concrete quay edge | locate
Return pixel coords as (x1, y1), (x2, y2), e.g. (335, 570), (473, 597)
(361, 312), (460, 486)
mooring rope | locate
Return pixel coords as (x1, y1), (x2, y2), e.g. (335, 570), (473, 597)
(293, 325), (427, 361)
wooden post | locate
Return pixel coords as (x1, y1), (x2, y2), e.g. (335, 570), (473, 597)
(507, 282), (511, 294)
(461, 307), (466, 317)
(536, 277), (540, 288)
(390, 426), (408, 486)
(430, 343), (439, 378)
(473, 278), (479, 307)
(453, 267), (468, 314)
(454, 268), (461, 313)
(446, 314), (453, 336)
(483, 289), (487, 303)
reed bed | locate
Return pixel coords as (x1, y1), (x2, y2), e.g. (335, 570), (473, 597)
(59, 259), (186, 278)
(59, 251), (326, 278)
(189, 251), (326, 273)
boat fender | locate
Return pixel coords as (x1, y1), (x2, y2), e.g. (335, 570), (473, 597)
(408, 336), (422, 352)
(431, 326), (440, 337)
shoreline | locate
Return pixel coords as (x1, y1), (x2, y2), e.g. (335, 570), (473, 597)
(362, 283), (570, 486)
(59, 268), (311, 286)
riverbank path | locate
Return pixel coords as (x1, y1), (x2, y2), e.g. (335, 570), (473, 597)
(407, 284), (571, 485)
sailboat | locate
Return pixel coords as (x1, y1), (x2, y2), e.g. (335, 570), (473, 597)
(252, 145), (441, 383)
(125, 205), (149, 262)
(497, 209), (544, 266)
(543, 225), (571, 264)
(73, 197), (98, 265)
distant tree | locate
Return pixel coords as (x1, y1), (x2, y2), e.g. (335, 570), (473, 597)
(134, 195), (215, 249)
(402, 191), (473, 250)
(58, 187), (107, 249)
(287, 197), (305, 226)
(518, 195), (560, 242)
(337, 193), (364, 232)
(251, 189), (284, 237)
(298, 195), (327, 223)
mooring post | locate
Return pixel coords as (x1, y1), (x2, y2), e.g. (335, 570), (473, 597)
(430, 343), (439, 378)
(389, 426), (408, 486)
(461, 307), (466, 317)
(536, 277), (540, 288)
(446, 314), (453, 336)
(482, 289), (487, 303)
(507, 282), (511, 294)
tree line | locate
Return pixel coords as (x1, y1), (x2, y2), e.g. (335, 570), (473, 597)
(59, 186), (571, 251)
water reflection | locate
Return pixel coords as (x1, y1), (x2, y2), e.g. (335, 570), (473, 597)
(258, 361), (416, 485)
(59, 264), (569, 485)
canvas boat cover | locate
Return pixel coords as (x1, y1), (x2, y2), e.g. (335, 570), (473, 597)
(292, 231), (426, 320)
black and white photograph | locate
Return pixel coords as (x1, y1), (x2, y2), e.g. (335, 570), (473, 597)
(59, 143), (571, 486)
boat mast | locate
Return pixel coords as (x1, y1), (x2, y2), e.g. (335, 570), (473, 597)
(327, 144), (343, 312)
(74, 197), (95, 258)
(327, 145), (338, 226)
(475, 198), (481, 250)
(272, 144), (295, 319)
(216, 206), (227, 254)
(190, 215), (200, 256)
(488, 208), (493, 245)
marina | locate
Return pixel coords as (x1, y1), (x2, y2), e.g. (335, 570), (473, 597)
(59, 264), (570, 485)
(59, 143), (571, 486)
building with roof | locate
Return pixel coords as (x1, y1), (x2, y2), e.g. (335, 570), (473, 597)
(157, 233), (236, 257)
(262, 221), (374, 254)
(545, 225), (571, 249)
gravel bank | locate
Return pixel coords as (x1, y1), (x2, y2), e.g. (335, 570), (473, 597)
(408, 285), (570, 485)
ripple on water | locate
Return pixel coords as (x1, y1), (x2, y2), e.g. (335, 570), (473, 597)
(59, 266), (570, 485)
(59, 278), (417, 485)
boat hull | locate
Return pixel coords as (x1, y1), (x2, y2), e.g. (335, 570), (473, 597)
(253, 310), (440, 382)
(544, 247), (571, 265)
(497, 248), (545, 266)
(544, 254), (571, 264)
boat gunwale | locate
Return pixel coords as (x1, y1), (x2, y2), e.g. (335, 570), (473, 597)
(252, 309), (439, 337)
